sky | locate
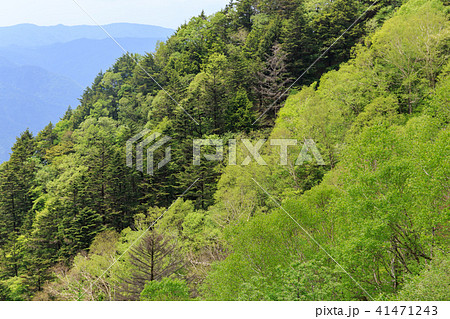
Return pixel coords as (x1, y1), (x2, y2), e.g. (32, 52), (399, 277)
(0, 0), (230, 29)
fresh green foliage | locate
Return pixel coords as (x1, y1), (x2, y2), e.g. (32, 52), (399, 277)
(140, 277), (190, 301)
(0, 0), (447, 301)
(395, 254), (450, 301)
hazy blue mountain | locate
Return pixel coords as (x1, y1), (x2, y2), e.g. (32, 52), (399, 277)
(0, 37), (166, 88)
(0, 23), (174, 47)
(0, 23), (174, 162)
(0, 58), (81, 161)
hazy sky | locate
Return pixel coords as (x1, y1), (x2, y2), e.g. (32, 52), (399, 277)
(0, 0), (230, 29)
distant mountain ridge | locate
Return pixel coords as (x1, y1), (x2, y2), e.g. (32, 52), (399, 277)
(0, 23), (174, 162)
(0, 37), (166, 87)
(0, 23), (174, 47)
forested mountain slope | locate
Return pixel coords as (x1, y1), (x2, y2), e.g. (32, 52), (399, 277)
(0, 0), (448, 301)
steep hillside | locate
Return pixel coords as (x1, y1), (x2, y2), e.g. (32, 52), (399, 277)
(0, 0), (448, 302)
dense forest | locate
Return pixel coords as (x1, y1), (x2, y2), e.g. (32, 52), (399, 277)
(0, 0), (449, 301)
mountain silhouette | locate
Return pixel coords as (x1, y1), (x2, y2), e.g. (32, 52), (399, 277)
(0, 24), (174, 162)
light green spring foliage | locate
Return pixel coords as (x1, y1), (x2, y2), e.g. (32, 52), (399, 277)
(48, 0), (446, 301)
(395, 254), (450, 301)
(140, 277), (190, 301)
(426, 60), (450, 124)
(327, 115), (449, 298)
(1, 0), (448, 301)
(238, 259), (345, 301)
(202, 0), (449, 301)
